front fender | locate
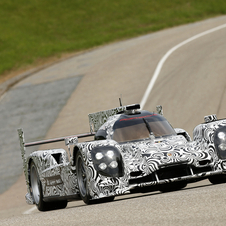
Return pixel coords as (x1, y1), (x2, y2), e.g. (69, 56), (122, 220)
(74, 140), (126, 199)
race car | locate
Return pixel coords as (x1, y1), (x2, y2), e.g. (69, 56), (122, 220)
(18, 103), (226, 211)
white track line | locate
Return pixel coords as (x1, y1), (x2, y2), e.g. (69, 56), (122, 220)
(140, 23), (226, 110)
(23, 206), (37, 215)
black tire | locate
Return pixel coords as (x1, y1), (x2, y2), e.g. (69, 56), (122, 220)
(100, 196), (115, 203)
(159, 181), (187, 193)
(76, 151), (115, 205)
(30, 161), (67, 211)
(209, 175), (226, 184)
(76, 151), (92, 204)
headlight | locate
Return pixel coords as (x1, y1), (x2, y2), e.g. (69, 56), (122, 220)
(99, 163), (107, 170)
(106, 150), (114, 159)
(95, 152), (104, 160)
(218, 132), (226, 141)
(219, 143), (226, 151)
(91, 146), (124, 177)
(214, 127), (226, 159)
(109, 161), (118, 169)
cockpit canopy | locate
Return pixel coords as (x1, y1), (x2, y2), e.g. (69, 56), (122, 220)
(95, 110), (176, 142)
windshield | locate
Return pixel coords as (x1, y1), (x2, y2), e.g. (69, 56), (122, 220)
(112, 113), (176, 142)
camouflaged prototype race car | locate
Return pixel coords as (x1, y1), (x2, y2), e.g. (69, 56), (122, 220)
(18, 104), (226, 211)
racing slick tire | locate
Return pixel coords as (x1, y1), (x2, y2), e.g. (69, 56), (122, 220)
(76, 151), (93, 204)
(30, 161), (67, 211)
(159, 181), (187, 193)
(76, 151), (115, 204)
(208, 175), (226, 184)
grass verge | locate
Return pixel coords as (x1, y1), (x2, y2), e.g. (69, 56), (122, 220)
(0, 0), (226, 79)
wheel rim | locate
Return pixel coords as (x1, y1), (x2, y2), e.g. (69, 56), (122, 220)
(30, 165), (40, 204)
(77, 156), (87, 197)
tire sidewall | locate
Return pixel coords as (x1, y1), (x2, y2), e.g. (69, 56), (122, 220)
(76, 151), (91, 204)
(30, 161), (46, 211)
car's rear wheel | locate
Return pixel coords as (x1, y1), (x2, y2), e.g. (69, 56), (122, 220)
(30, 161), (67, 211)
(159, 181), (187, 193)
(209, 175), (226, 184)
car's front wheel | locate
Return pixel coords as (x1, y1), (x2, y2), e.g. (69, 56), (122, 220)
(76, 151), (93, 204)
(76, 151), (115, 204)
(30, 161), (67, 211)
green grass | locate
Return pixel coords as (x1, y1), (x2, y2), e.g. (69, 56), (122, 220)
(0, 0), (226, 77)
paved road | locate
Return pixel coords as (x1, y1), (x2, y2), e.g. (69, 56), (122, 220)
(0, 16), (226, 225)
(2, 180), (226, 226)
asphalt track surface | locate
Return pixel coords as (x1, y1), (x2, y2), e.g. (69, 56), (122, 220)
(1, 16), (226, 225)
